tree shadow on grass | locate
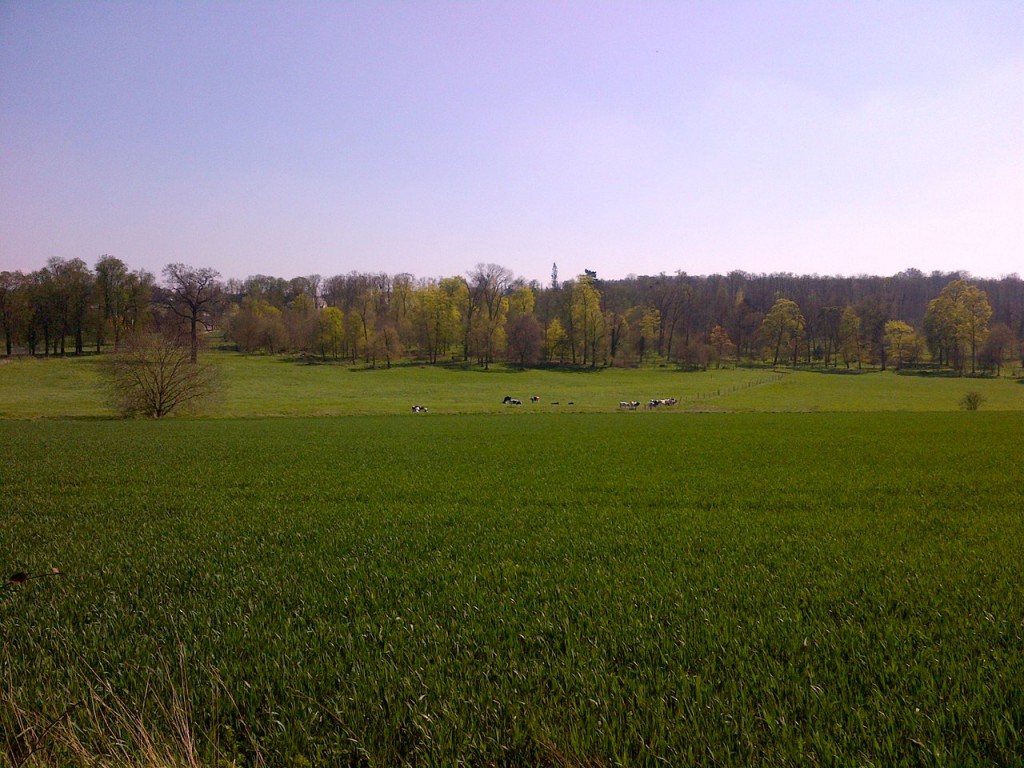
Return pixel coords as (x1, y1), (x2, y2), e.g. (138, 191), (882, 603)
(47, 415), (121, 421)
(435, 361), (607, 374)
(808, 368), (876, 375)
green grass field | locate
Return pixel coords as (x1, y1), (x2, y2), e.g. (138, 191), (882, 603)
(2, 412), (1022, 766)
(1, 352), (1021, 418)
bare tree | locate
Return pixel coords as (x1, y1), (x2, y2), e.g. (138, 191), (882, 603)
(162, 264), (222, 363)
(106, 331), (220, 418)
(505, 314), (544, 368)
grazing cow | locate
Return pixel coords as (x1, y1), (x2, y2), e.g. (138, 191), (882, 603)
(503, 396), (522, 405)
(411, 405), (428, 412)
(530, 395), (540, 402)
(647, 397), (679, 409)
(568, 401), (574, 405)
(619, 400), (640, 410)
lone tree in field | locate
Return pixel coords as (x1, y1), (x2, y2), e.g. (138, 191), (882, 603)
(162, 264), (222, 363)
(107, 331), (220, 418)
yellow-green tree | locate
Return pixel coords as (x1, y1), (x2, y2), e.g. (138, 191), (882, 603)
(760, 298), (805, 367)
(961, 284), (992, 374)
(546, 317), (569, 364)
(507, 285), (535, 321)
(924, 279), (992, 373)
(468, 263), (513, 369)
(317, 306), (344, 360)
(883, 320), (922, 370)
(226, 296), (285, 353)
(570, 274), (604, 366)
(343, 304), (364, 362)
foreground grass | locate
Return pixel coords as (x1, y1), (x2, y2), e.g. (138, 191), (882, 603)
(1, 352), (1021, 418)
(2, 414), (1022, 766)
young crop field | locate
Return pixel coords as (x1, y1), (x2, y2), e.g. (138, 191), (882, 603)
(2, 413), (1022, 766)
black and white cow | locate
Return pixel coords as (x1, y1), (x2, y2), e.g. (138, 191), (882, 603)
(647, 397), (679, 409)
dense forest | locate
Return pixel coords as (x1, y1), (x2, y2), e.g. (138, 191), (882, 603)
(2, 258), (1022, 375)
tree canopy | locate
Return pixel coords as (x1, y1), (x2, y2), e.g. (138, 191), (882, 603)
(3, 258), (1021, 377)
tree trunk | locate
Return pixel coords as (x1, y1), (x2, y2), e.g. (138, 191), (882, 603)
(190, 316), (199, 364)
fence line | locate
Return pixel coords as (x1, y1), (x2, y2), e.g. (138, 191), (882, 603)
(693, 372), (784, 401)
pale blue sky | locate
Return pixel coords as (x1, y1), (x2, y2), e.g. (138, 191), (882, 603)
(2, 1), (1022, 284)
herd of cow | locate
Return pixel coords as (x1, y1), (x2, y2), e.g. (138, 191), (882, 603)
(411, 396), (679, 412)
(619, 398), (679, 409)
(502, 395), (544, 405)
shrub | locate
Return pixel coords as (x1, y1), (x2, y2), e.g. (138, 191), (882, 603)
(959, 391), (985, 411)
(105, 331), (221, 418)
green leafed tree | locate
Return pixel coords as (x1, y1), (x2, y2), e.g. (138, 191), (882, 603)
(923, 279), (992, 374)
(760, 297), (805, 367)
(545, 317), (569, 364)
(883, 320), (922, 370)
(570, 274), (605, 367)
(317, 306), (345, 360)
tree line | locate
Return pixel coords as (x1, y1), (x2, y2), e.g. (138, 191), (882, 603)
(2, 258), (1022, 375)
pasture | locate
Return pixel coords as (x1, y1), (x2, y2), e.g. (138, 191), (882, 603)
(2, 412), (1022, 766)
(1, 351), (1022, 418)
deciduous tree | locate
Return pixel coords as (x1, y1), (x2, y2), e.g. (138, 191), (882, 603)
(978, 322), (1014, 376)
(546, 317), (569, 364)
(839, 306), (864, 368)
(162, 264), (222, 363)
(468, 263), (514, 368)
(317, 306), (345, 360)
(571, 274), (604, 367)
(505, 314), (544, 368)
(0, 271), (26, 356)
(708, 324), (735, 368)
(883, 320), (922, 370)
(923, 279), (992, 374)
(760, 298), (805, 367)
(106, 331), (220, 418)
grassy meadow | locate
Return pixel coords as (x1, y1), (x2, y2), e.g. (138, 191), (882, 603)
(1, 351), (1022, 418)
(1, 355), (1022, 766)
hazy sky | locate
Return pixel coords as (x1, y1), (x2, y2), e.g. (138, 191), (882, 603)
(2, 1), (1022, 285)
